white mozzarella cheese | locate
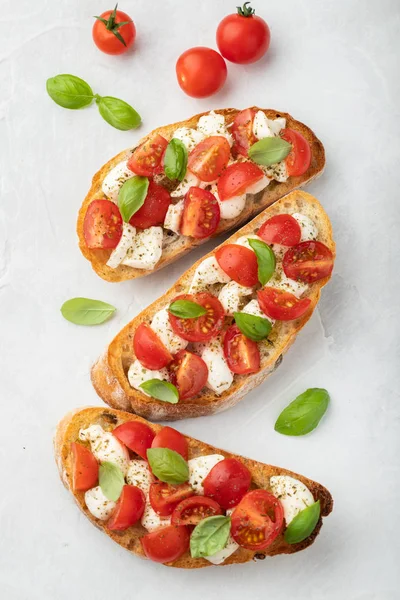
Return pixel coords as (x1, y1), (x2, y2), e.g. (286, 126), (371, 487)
(269, 475), (314, 525)
(241, 299), (275, 327)
(245, 175), (270, 195)
(106, 222), (136, 269)
(172, 127), (205, 152)
(218, 281), (253, 316)
(188, 454), (225, 494)
(268, 117), (286, 135)
(197, 111), (233, 146)
(268, 266), (308, 298)
(201, 339), (233, 395)
(189, 256), (231, 293)
(141, 503), (171, 532)
(84, 486), (116, 521)
(122, 226), (163, 270)
(150, 308), (188, 353)
(164, 200), (184, 234)
(211, 184), (246, 220)
(253, 111), (274, 139)
(102, 160), (135, 203)
(262, 161), (288, 182)
(79, 425), (129, 474)
(292, 213), (319, 241)
(128, 360), (169, 395)
(205, 535), (239, 565)
(126, 460), (154, 494)
(171, 171), (201, 198)
(235, 234), (262, 250)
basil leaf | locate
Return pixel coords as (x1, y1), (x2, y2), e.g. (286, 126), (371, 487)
(169, 299), (207, 319)
(248, 238), (276, 285)
(61, 297), (116, 326)
(248, 137), (291, 166)
(99, 461), (124, 501)
(46, 74), (94, 109)
(97, 96), (141, 131)
(284, 501), (321, 544)
(118, 176), (149, 222)
(190, 516), (231, 558)
(140, 379), (179, 404)
(146, 448), (189, 484)
(275, 388), (330, 436)
(234, 312), (271, 341)
(164, 138), (188, 181)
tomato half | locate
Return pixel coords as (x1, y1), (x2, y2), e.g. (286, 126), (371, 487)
(281, 129), (311, 177)
(215, 244), (258, 287)
(231, 489), (284, 551)
(203, 458), (251, 510)
(133, 323), (172, 370)
(112, 421), (155, 460)
(258, 287), (311, 321)
(71, 442), (99, 492)
(258, 214), (301, 247)
(231, 108), (257, 156)
(283, 241), (334, 283)
(83, 200), (123, 249)
(107, 485), (145, 531)
(223, 325), (260, 375)
(216, 5), (271, 64)
(169, 350), (208, 401)
(217, 162), (264, 201)
(151, 427), (188, 460)
(188, 136), (231, 182)
(129, 181), (171, 229)
(127, 133), (168, 177)
(141, 525), (190, 564)
(171, 496), (223, 526)
(169, 293), (225, 343)
(149, 482), (194, 516)
(180, 187), (221, 239)
(92, 8), (136, 55)
(176, 47), (227, 98)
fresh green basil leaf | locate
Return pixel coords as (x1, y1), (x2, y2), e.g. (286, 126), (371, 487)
(46, 74), (94, 109)
(284, 501), (321, 544)
(61, 297), (116, 325)
(97, 96), (141, 131)
(164, 138), (188, 181)
(190, 516), (231, 558)
(248, 238), (276, 285)
(248, 137), (291, 166)
(146, 448), (189, 484)
(168, 299), (207, 319)
(99, 461), (124, 501)
(118, 176), (149, 222)
(234, 312), (271, 341)
(140, 379), (179, 404)
(275, 388), (330, 436)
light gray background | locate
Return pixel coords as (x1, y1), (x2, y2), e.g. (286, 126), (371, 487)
(1, 0), (399, 598)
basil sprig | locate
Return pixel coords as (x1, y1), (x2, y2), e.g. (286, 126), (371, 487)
(275, 388), (330, 436)
(234, 312), (271, 341)
(61, 297), (116, 325)
(169, 299), (206, 319)
(190, 516), (231, 558)
(284, 501), (321, 544)
(248, 137), (291, 166)
(96, 96), (141, 131)
(164, 138), (188, 181)
(140, 379), (179, 404)
(99, 461), (124, 501)
(118, 176), (149, 222)
(248, 238), (276, 285)
(147, 448), (189, 484)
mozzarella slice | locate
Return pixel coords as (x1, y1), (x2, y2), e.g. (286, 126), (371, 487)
(211, 184), (246, 220)
(253, 111), (274, 139)
(268, 117), (286, 135)
(269, 475), (314, 525)
(188, 454), (225, 494)
(171, 171), (201, 198)
(292, 213), (319, 241)
(79, 425), (129, 474)
(84, 486), (116, 521)
(245, 175), (270, 195)
(150, 308), (188, 354)
(141, 503), (171, 532)
(164, 200), (184, 234)
(205, 535), (239, 565)
(172, 127), (205, 152)
(102, 160), (135, 203)
(122, 226), (163, 270)
(218, 281), (253, 316)
(197, 111), (233, 146)
(268, 266), (308, 298)
(128, 360), (169, 394)
(262, 161), (288, 183)
(201, 339), (233, 395)
(126, 460), (154, 494)
(106, 222), (136, 269)
(235, 234), (262, 250)
(189, 256), (231, 293)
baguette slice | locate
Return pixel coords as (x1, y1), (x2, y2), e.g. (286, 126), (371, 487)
(54, 407), (333, 569)
(77, 107), (325, 282)
(92, 191), (335, 421)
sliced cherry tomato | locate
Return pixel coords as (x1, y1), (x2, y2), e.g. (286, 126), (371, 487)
(215, 244), (258, 287)
(129, 181), (171, 229)
(83, 199), (123, 249)
(203, 458), (251, 510)
(176, 47), (227, 98)
(188, 136), (231, 182)
(92, 8), (136, 56)
(283, 241), (334, 284)
(216, 5), (270, 65)
(71, 442), (99, 492)
(223, 325), (260, 375)
(231, 108), (257, 156)
(217, 161), (264, 200)
(127, 133), (168, 177)
(231, 489), (284, 551)
(149, 482), (194, 516)
(107, 485), (145, 531)
(169, 350), (208, 401)
(133, 323), (172, 370)
(258, 214), (301, 247)
(258, 287), (311, 321)
(180, 187), (221, 239)
(169, 293), (225, 343)
(171, 496), (223, 526)
(151, 427), (188, 460)
(281, 129), (311, 177)
(141, 525), (190, 564)
(112, 421), (155, 460)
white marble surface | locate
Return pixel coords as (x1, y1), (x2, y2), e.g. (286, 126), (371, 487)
(1, 0), (400, 598)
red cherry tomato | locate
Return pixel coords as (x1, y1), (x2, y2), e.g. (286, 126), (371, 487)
(169, 293), (225, 343)
(283, 241), (334, 284)
(176, 47), (227, 98)
(149, 482), (194, 516)
(231, 489), (284, 550)
(203, 458), (251, 510)
(141, 525), (190, 564)
(188, 136), (231, 183)
(83, 199), (123, 249)
(281, 129), (311, 177)
(107, 485), (145, 531)
(127, 133), (168, 177)
(223, 324), (260, 375)
(112, 421), (155, 460)
(258, 214), (301, 247)
(171, 496), (223, 526)
(257, 287), (311, 321)
(169, 350), (208, 401)
(231, 108), (257, 156)
(92, 6), (136, 55)
(217, 162), (264, 201)
(215, 244), (259, 287)
(71, 442), (99, 492)
(151, 427), (188, 460)
(180, 187), (221, 239)
(129, 181), (171, 229)
(133, 323), (172, 370)
(216, 3), (270, 64)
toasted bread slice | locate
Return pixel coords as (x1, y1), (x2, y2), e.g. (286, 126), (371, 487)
(77, 107), (325, 282)
(91, 191), (335, 421)
(54, 407), (333, 569)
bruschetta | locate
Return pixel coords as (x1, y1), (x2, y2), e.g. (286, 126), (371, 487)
(78, 107), (325, 282)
